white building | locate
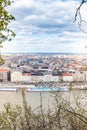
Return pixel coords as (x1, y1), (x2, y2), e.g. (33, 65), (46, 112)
(62, 73), (73, 82)
(11, 71), (22, 82)
(73, 71), (85, 82)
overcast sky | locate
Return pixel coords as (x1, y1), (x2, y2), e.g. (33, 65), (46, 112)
(1, 0), (87, 53)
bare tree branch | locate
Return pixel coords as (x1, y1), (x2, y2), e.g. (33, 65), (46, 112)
(74, 0), (87, 32)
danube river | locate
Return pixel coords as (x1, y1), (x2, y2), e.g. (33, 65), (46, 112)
(0, 90), (87, 111)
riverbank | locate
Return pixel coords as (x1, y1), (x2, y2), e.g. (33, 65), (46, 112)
(0, 82), (35, 88)
(0, 82), (87, 91)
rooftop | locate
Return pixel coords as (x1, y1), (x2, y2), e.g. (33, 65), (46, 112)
(0, 69), (10, 73)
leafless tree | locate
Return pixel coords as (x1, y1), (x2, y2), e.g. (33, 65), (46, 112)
(74, 0), (87, 32)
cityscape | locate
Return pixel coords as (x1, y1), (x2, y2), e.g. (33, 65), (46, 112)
(0, 53), (87, 90)
(0, 0), (87, 129)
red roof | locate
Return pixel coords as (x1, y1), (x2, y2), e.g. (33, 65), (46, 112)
(0, 69), (10, 73)
(63, 73), (72, 76)
(67, 64), (73, 67)
(22, 73), (31, 76)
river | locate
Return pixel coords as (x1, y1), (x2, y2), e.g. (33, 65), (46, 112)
(0, 90), (87, 111)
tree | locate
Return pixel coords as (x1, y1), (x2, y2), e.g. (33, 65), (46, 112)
(0, 0), (15, 64)
(0, 0), (15, 44)
(74, 0), (87, 32)
(0, 53), (4, 65)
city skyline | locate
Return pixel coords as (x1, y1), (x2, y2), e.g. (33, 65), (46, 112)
(1, 0), (87, 54)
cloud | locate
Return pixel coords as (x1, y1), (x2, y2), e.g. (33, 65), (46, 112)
(2, 0), (87, 53)
(8, 0), (78, 34)
(2, 39), (87, 53)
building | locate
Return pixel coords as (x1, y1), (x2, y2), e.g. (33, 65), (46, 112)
(11, 71), (22, 82)
(73, 71), (86, 82)
(62, 73), (73, 82)
(0, 69), (10, 82)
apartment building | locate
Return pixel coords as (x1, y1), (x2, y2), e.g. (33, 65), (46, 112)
(0, 69), (10, 82)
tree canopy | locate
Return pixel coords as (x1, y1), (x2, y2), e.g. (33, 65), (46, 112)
(0, 0), (15, 45)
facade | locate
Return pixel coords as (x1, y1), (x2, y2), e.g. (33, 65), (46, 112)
(73, 72), (85, 82)
(11, 72), (60, 83)
(22, 74), (31, 83)
(10, 70), (87, 83)
(0, 69), (10, 82)
(62, 73), (73, 82)
(11, 71), (22, 82)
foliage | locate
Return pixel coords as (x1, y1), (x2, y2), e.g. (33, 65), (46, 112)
(0, 91), (87, 130)
(0, 0), (15, 44)
(0, 103), (22, 130)
(0, 54), (4, 65)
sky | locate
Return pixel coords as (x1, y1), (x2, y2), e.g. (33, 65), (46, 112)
(1, 0), (87, 53)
